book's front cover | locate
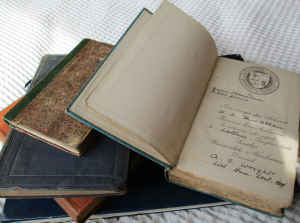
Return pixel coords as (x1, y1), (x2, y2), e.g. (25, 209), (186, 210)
(0, 129), (130, 197)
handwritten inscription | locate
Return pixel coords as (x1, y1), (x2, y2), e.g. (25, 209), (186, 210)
(199, 101), (292, 189)
(246, 151), (284, 164)
(221, 128), (247, 138)
(243, 115), (283, 130)
(211, 139), (243, 152)
(220, 104), (288, 127)
(212, 88), (264, 102)
(212, 103), (290, 151)
(206, 153), (286, 188)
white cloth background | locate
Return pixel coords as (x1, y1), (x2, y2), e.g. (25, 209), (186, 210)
(0, 0), (299, 222)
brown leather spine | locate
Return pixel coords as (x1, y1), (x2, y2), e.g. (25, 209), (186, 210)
(54, 197), (80, 221)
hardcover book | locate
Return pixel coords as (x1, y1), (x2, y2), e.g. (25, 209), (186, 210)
(66, 0), (300, 217)
(0, 55), (130, 198)
(2, 40), (114, 156)
(0, 128), (130, 197)
(0, 55), (65, 144)
(1, 158), (229, 223)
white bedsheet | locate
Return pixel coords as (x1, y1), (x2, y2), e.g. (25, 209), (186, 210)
(0, 0), (299, 222)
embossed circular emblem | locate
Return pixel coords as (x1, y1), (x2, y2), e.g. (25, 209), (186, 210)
(239, 66), (279, 95)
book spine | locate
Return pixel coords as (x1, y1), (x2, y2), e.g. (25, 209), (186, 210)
(54, 198), (79, 222)
(78, 197), (109, 223)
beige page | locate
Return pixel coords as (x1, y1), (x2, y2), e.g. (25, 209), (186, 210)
(178, 57), (300, 204)
(70, 1), (218, 166)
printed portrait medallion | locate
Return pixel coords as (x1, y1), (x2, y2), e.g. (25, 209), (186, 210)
(239, 66), (279, 95)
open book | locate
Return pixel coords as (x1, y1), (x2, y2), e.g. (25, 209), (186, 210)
(66, 1), (300, 216)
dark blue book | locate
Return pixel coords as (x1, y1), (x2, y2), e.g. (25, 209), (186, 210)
(1, 158), (229, 222)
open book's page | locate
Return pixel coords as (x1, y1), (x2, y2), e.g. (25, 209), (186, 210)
(177, 57), (300, 204)
(70, 0), (218, 166)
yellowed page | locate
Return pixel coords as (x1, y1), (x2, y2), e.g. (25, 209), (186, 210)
(69, 10), (170, 164)
(177, 57), (300, 204)
(70, 1), (218, 166)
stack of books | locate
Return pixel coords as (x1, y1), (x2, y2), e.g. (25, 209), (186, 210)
(1, 1), (300, 222)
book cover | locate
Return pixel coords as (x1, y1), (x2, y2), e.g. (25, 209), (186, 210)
(66, 1), (300, 217)
(0, 128), (130, 197)
(1, 158), (229, 223)
(0, 55), (65, 143)
(3, 40), (114, 156)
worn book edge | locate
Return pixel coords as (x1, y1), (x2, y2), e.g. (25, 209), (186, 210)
(166, 171), (283, 218)
(167, 169), (284, 218)
(2, 39), (90, 125)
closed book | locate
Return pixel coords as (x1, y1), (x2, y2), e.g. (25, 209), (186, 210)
(1, 158), (229, 223)
(66, 0), (300, 217)
(0, 129), (129, 198)
(2, 40), (113, 156)
(0, 54), (65, 144)
(0, 55), (130, 198)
